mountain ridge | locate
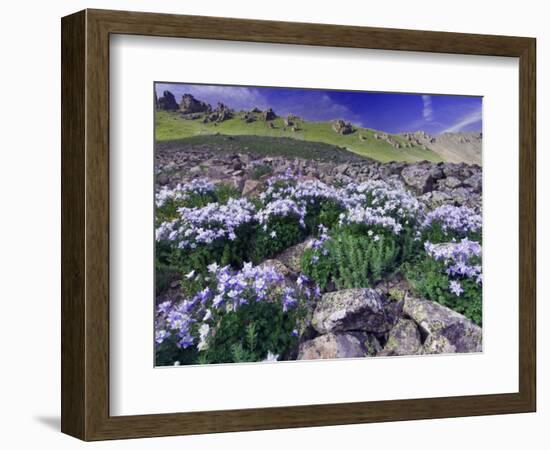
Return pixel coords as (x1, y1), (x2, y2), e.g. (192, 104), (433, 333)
(155, 91), (481, 165)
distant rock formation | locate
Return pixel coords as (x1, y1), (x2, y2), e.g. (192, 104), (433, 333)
(242, 112), (256, 123)
(262, 108), (277, 121)
(203, 102), (233, 123)
(157, 90), (179, 111)
(332, 119), (354, 135)
(179, 93), (211, 114)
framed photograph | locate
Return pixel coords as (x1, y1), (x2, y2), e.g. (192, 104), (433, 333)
(61, 9), (536, 441)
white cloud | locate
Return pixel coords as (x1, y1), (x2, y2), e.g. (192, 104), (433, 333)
(443, 109), (482, 133)
(422, 95), (433, 121)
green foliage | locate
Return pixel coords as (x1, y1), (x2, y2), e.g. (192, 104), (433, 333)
(301, 228), (401, 291)
(155, 183), (241, 225)
(155, 191), (216, 224)
(422, 222), (482, 245)
(202, 302), (298, 364)
(213, 183), (241, 204)
(251, 217), (307, 262)
(305, 200), (345, 232)
(250, 163), (273, 180)
(155, 240), (180, 295)
(405, 258), (482, 326)
(155, 222), (258, 297)
(155, 334), (200, 366)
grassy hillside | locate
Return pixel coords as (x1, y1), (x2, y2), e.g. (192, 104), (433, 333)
(155, 110), (442, 163)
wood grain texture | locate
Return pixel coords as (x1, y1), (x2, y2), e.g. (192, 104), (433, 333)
(60, 8), (537, 441)
(61, 10), (86, 439)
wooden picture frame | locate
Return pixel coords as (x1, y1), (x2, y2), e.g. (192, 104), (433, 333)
(61, 8), (536, 441)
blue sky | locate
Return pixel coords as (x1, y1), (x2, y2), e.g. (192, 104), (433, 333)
(155, 82), (482, 135)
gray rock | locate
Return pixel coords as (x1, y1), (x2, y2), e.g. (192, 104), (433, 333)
(242, 179), (262, 196)
(257, 259), (291, 277)
(419, 190), (454, 209)
(274, 238), (314, 272)
(312, 288), (390, 334)
(404, 296), (482, 354)
(447, 187), (479, 208)
(157, 173), (169, 186)
(440, 176), (462, 189)
(227, 177), (245, 192)
(378, 319), (422, 356)
(298, 332), (380, 360)
(401, 165), (434, 194)
(463, 171), (482, 193)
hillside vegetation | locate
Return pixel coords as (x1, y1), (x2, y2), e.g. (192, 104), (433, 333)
(155, 110), (443, 163)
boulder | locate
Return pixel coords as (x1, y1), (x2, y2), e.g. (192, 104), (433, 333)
(227, 176), (245, 192)
(463, 171), (482, 193)
(404, 296), (482, 354)
(157, 173), (169, 186)
(439, 176), (462, 189)
(257, 259), (292, 277)
(401, 165), (435, 194)
(378, 319), (422, 356)
(312, 288), (391, 334)
(447, 187), (480, 208)
(419, 190), (454, 209)
(242, 179), (262, 196)
(298, 332), (380, 360)
(274, 238), (314, 272)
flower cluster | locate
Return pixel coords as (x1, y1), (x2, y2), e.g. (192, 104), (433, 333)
(209, 262), (287, 311)
(340, 205), (403, 235)
(260, 175), (344, 208)
(424, 238), (483, 295)
(306, 224), (331, 263)
(155, 198), (256, 248)
(344, 180), (421, 218)
(292, 179), (344, 206)
(155, 300), (195, 349)
(255, 198), (306, 228)
(155, 262), (312, 352)
(155, 178), (215, 207)
(421, 205), (482, 236)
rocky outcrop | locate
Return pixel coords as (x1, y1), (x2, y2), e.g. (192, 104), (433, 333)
(311, 288), (391, 334)
(155, 145), (481, 212)
(332, 119), (354, 135)
(404, 296), (482, 354)
(179, 93), (211, 114)
(204, 102), (233, 123)
(263, 108), (277, 121)
(157, 90), (179, 111)
(298, 332), (380, 360)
